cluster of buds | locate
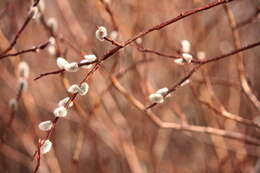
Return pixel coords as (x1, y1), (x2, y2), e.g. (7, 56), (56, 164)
(56, 57), (79, 72)
(149, 87), (169, 104)
(57, 54), (97, 72)
(174, 40), (193, 65)
(37, 81), (89, 153)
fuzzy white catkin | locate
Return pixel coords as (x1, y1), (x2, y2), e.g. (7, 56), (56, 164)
(41, 140), (52, 154)
(181, 40), (191, 53)
(149, 93), (164, 104)
(79, 82), (89, 96)
(80, 54), (97, 69)
(64, 62), (79, 72)
(180, 79), (190, 87)
(30, 6), (39, 19)
(96, 26), (107, 41)
(53, 106), (67, 117)
(38, 0), (45, 12)
(80, 59), (93, 69)
(18, 61), (30, 79)
(48, 45), (56, 55)
(174, 58), (185, 65)
(9, 98), (18, 111)
(156, 88), (169, 96)
(182, 53), (193, 63)
(38, 120), (53, 131)
(56, 57), (69, 69)
(110, 30), (118, 40)
(84, 54), (97, 61)
(68, 84), (81, 94)
(58, 97), (73, 108)
(197, 51), (206, 60)
(49, 37), (56, 45)
(17, 78), (28, 91)
(47, 18), (58, 33)
(136, 38), (142, 44)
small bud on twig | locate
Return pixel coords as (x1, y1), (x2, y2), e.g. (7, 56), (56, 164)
(9, 98), (18, 111)
(47, 18), (58, 33)
(156, 87), (169, 96)
(79, 82), (89, 96)
(68, 84), (81, 94)
(53, 106), (67, 117)
(17, 78), (28, 91)
(96, 26), (107, 41)
(18, 61), (30, 79)
(58, 97), (73, 108)
(41, 140), (52, 154)
(181, 40), (191, 53)
(64, 62), (79, 72)
(149, 93), (164, 103)
(80, 54), (97, 69)
(56, 57), (69, 69)
(182, 53), (193, 63)
(38, 120), (53, 131)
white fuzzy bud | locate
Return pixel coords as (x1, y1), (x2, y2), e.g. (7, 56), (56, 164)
(156, 88), (169, 96)
(18, 61), (30, 79)
(79, 82), (89, 96)
(136, 38), (142, 44)
(174, 58), (185, 65)
(182, 53), (193, 63)
(47, 18), (58, 32)
(64, 62), (79, 72)
(41, 140), (52, 154)
(96, 26), (107, 41)
(149, 93), (164, 104)
(180, 79), (190, 87)
(38, 0), (45, 12)
(58, 97), (73, 108)
(48, 45), (56, 55)
(56, 57), (69, 69)
(110, 30), (118, 40)
(68, 84), (81, 94)
(80, 54), (97, 69)
(49, 37), (56, 45)
(181, 40), (191, 53)
(9, 98), (18, 111)
(84, 54), (97, 61)
(17, 78), (28, 91)
(30, 6), (40, 19)
(197, 51), (206, 60)
(53, 106), (67, 117)
(80, 59), (93, 69)
(38, 120), (53, 131)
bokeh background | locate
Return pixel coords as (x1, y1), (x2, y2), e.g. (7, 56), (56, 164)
(0, 0), (259, 172)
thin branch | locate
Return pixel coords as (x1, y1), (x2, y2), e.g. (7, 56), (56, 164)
(0, 41), (49, 59)
(110, 75), (260, 146)
(34, 60), (99, 80)
(145, 41), (260, 109)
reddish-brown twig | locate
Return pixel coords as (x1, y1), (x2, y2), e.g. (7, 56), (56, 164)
(0, 41), (49, 60)
(145, 41), (260, 109)
(34, 60), (99, 80)
(0, 0), (42, 56)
